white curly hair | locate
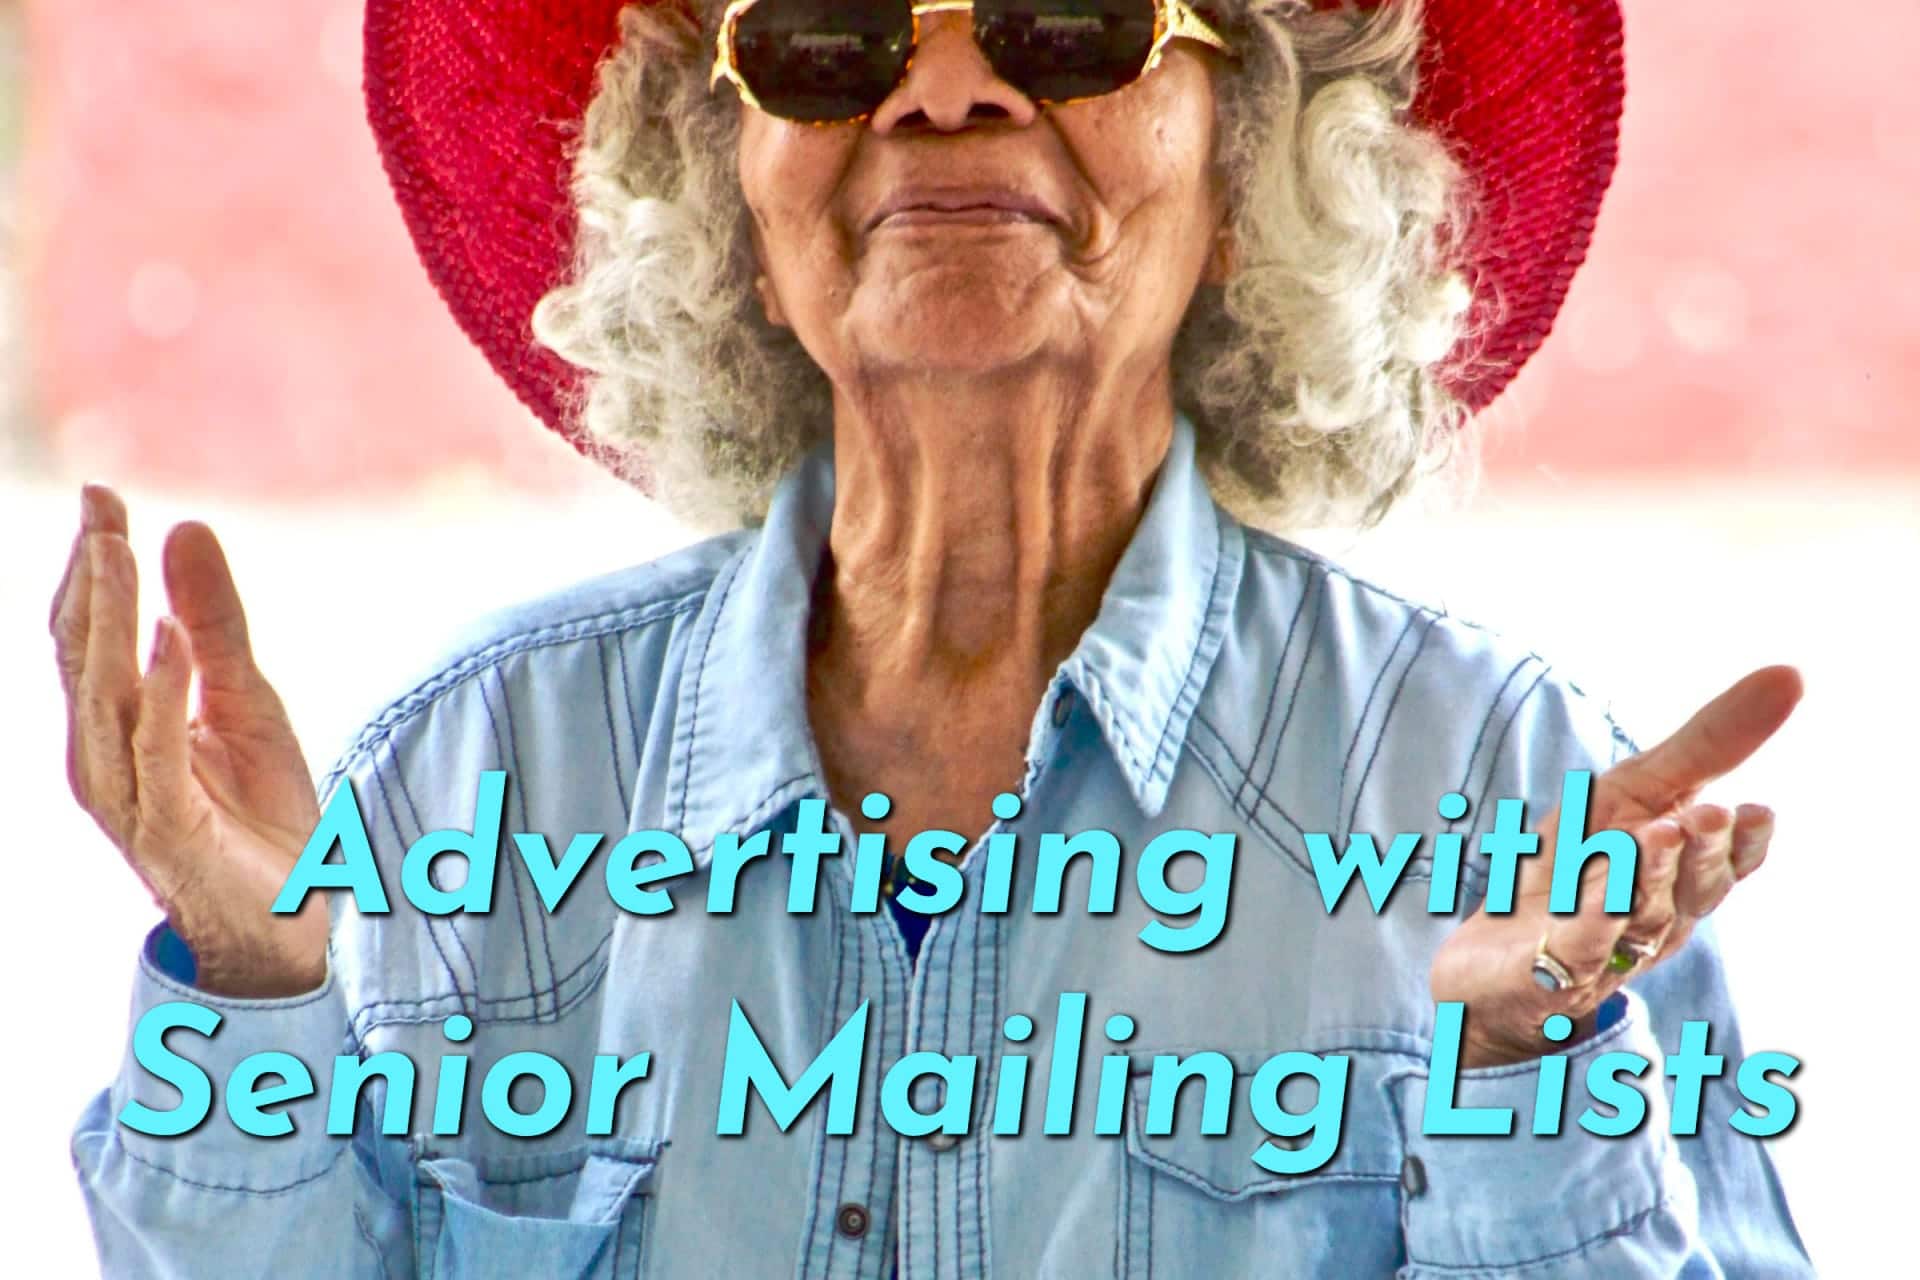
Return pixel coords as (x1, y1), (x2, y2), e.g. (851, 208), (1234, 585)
(531, 0), (1481, 531)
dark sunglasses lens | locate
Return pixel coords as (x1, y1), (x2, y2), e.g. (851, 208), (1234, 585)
(732, 0), (915, 121)
(975, 0), (1159, 102)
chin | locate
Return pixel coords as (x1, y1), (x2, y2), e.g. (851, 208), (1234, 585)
(850, 271), (1074, 375)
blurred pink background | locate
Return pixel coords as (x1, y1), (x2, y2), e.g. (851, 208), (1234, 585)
(10, 0), (1918, 491)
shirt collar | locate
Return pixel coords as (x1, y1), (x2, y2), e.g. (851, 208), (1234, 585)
(663, 414), (1244, 860)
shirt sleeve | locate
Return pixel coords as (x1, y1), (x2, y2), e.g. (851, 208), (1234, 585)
(148, 922), (198, 986)
(1391, 672), (1815, 1277)
(71, 935), (412, 1277)
(1390, 924), (1811, 1277)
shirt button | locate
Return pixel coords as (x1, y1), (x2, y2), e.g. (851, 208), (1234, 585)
(835, 1203), (870, 1239)
(1052, 690), (1074, 727)
(925, 1130), (960, 1152)
(1400, 1154), (1428, 1198)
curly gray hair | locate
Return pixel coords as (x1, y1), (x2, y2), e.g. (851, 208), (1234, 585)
(531, 0), (1478, 531)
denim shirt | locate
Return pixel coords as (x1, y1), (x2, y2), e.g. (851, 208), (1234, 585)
(73, 418), (1812, 1278)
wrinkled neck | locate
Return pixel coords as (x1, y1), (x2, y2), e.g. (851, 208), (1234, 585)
(814, 370), (1174, 691)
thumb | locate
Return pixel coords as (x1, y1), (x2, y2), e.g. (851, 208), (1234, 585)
(1607, 665), (1803, 811)
(161, 520), (259, 697)
(130, 617), (198, 846)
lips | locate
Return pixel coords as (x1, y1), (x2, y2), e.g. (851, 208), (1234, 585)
(865, 185), (1065, 232)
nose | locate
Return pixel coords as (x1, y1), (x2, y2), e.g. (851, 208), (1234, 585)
(869, 10), (1039, 133)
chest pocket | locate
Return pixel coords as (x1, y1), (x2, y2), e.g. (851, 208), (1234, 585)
(413, 1139), (663, 1280)
(1115, 1047), (1408, 1279)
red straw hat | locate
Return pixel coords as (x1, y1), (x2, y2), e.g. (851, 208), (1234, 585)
(364, 0), (1624, 482)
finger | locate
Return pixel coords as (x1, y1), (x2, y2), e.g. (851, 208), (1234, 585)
(85, 483), (130, 538)
(49, 525), (84, 636)
(82, 533), (143, 697)
(130, 619), (198, 856)
(1542, 818), (1685, 989)
(1605, 666), (1803, 812)
(1671, 803), (1737, 919)
(1612, 816), (1688, 969)
(74, 532), (142, 834)
(1731, 803), (1774, 879)
(51, 519), (95, 698)
(161, 521), (259, 696)
(50, 484), (126, 680)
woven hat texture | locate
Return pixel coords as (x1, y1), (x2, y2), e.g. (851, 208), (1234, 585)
(364, 0), (1625, 484)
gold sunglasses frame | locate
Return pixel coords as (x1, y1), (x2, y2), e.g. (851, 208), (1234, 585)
(709, 0), (1233, 123)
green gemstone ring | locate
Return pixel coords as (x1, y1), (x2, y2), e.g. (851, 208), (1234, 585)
(1608, 935), (1660, 975)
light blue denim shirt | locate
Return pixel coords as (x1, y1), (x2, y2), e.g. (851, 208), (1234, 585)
(73, 418), (1811, 1278)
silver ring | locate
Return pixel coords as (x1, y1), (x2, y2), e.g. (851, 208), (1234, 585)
(1531, 938), (1577, 992)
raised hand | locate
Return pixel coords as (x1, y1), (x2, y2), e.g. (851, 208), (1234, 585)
(50, 485), (327, 997)
(1431, 665), (1803, 1067)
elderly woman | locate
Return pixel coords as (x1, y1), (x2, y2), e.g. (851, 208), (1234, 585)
(62, 0), (1811, 1276)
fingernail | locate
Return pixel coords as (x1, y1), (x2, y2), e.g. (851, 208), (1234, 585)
(1645, 817), (1685, 848)
(151, 617), (171, 664)
(1733, 815), (1774, 869)
(1695, 806), (1733, 834)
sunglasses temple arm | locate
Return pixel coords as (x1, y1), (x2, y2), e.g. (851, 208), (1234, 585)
(1166, 1), (1232, 55)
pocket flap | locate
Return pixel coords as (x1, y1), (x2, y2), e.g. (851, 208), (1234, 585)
(1122, 1045), (1406, 1200)
(415, 1140), (665, 1279)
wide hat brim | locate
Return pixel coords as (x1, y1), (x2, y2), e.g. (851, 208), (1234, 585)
(365, 0), (1625, 491)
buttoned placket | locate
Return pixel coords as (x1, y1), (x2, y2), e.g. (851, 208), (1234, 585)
(894, 678), (1082, 1280)
(790, 677), (1079, 1280)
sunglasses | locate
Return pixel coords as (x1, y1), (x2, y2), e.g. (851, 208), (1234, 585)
(710, 0), (1233, 124)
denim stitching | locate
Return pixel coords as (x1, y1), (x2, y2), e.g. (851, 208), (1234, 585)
(138, 956), (341, 1011)
(349, 778), (805, 1038)
(1142, 507), (1233, 790)
(475, 674), (542, 1015)
(347, 933), (613, 1041)
(354, 1205), (398, 1280)
(1241, 529), (1490, 634)
(933, 896), (961, 1277)
(1183, 724), (1387, 886)
(1128, 1143), (1397, 1200)
(1189, 714), (1313, 851)
(974, 907), (1000, 1276)
(873, 899), (903, 1277)
(1448, 657), (1541, 901)
(854, 912), (880, 1278)
(1337, 612), (1420, 816)
(675, 550), (746, 834)
(1470, 668), (1553, 839)
(109, 1131), (346, 1195)
(813, 885), (852, 1277)
(1257, 564), (1330, 799)
(1345, 611), (1442, 838)
(1144, 1137), (1154, 1280)
(1458, 657), (1536, 804)
(318, 591), (709, 800)
(490, 666), (560, 1022)
(349, 959), (607, 1043)
(366, 755), (467, 1007)
(595, 635), (632, 814)
(1236, 560), (1314, 809)
(611, 631), (645, 791)
(383, 746), (484, 1001)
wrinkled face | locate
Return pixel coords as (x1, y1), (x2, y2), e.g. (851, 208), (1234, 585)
(735, 11), (1231, 388)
